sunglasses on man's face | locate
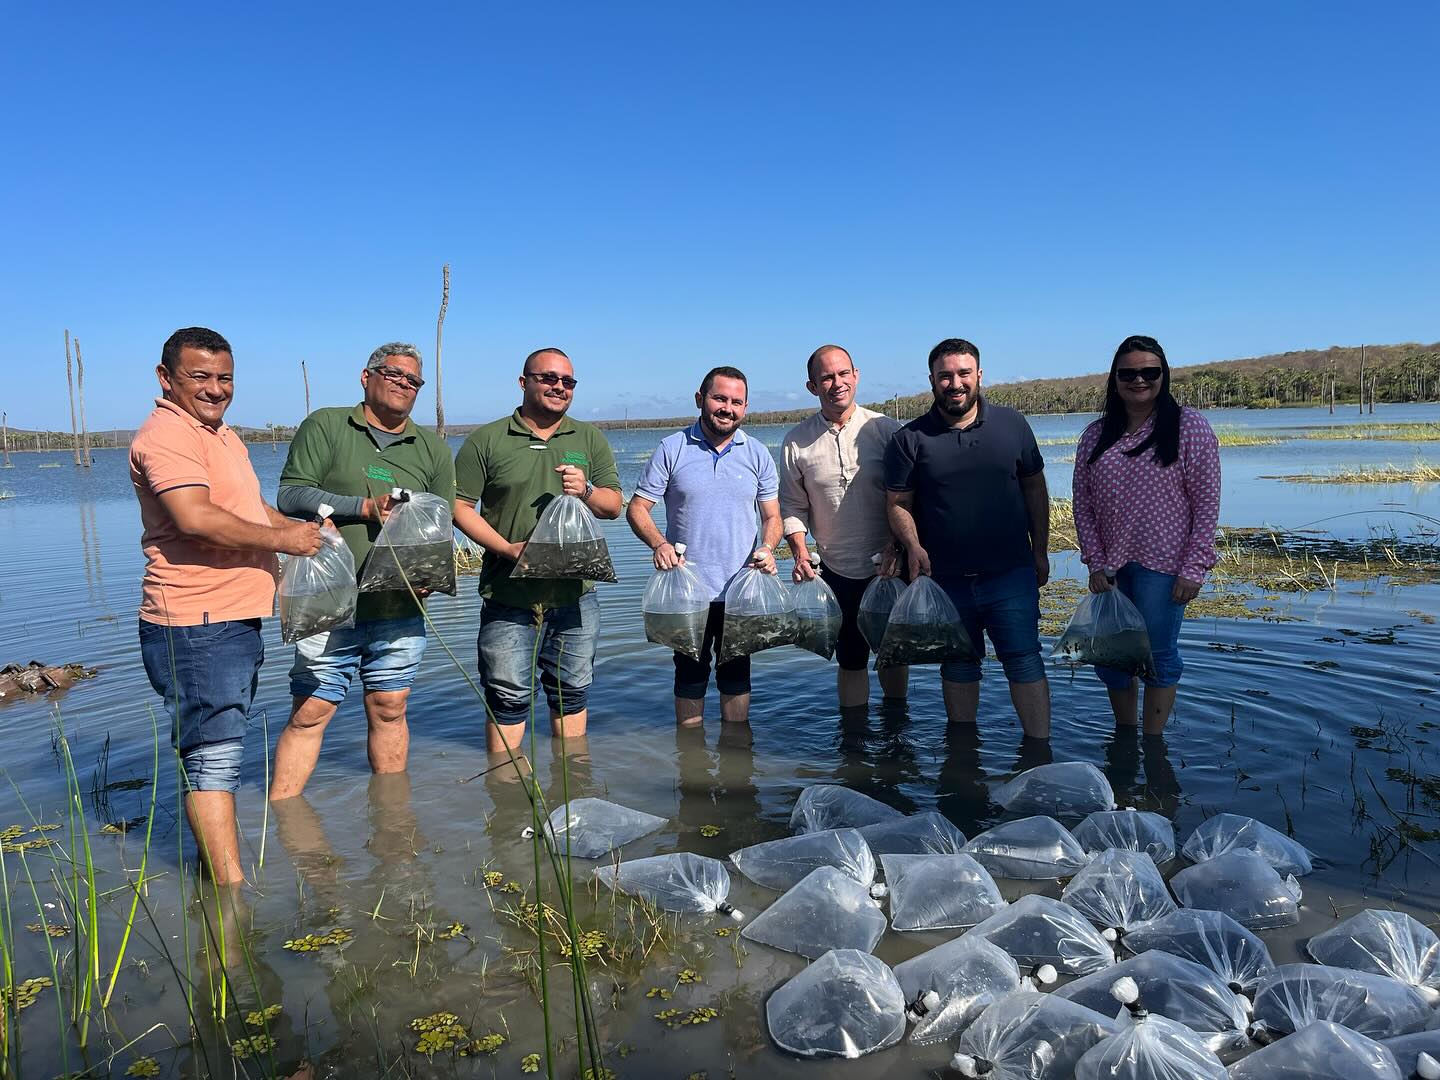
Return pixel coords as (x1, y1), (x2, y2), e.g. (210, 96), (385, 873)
(528, 372), (579, 390)
(1116, 367), (1163, 384)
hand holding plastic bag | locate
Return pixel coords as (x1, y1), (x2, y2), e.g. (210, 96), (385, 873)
(1052, 589), (1154, 676)
(279, 511), (357, 644)
(357, 490), (456, 596)
(511, 494), (617, 583)
(641, 544), (709, 660)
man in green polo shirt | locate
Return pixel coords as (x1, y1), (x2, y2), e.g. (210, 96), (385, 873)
(269, 343), (455, 801)
(453, 347), (622, 753)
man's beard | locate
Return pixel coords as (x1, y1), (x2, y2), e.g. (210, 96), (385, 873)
(937, 392), (973, 416)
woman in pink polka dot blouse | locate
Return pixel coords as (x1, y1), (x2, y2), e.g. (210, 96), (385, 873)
(1072, 335), (1221, 734)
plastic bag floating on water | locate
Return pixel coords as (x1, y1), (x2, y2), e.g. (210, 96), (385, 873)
(1380, 1032), (1440, 1080)
(766, 948), (905, 1059)
(1169, 850), (1301, 931)
(993, 762), (1117, 819)
(1248, 963), (1432, 1043)
(1051, 588), (1154, 677)
(1075, 1009), (1226, 1080)
(1305, 909), (1440, 1002)
(952, 991), (1118, 1080)
(729, 828), (875, 892)
(741, 866), (887, 959)
(1122, 908), (1275, 993)
(858, 810), (967, 856)
(1228, 1021), (1404, 1080)
(856, 573), (905, 651)
(543, 798), (666, 859)
(790, 784), (901, 834)
(357, 491), (457, 596)
(278, 516), (357, 644)
(874, 576), (977, 669)
(880, 853), (1005, 932)
(793, 574), (843, 660)
(717, 568), (798, 664)
(963, 815), (1089, 880)
(1054, 950), (1251, 1053)
(1181, 813), (1313, 877)
(892, 936), (1022, 1046)
(1073, 808), (1177, 863)
(1061, 849), (1177, 938)
(965, 893), (1116, 977)
(641, 551), (709, 661)
(593, 853), (740, 919)
(510, 494), (617, 583)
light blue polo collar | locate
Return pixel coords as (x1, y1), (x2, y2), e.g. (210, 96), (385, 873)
(685, 420), (748, 457)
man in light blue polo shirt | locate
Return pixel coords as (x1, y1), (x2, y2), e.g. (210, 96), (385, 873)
(627, 365), (782, 729)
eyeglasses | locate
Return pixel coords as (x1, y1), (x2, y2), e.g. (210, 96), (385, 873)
(527, 372), (579, 390)
(1116, 367), (1163, 384)
(373, 365), (425, 391)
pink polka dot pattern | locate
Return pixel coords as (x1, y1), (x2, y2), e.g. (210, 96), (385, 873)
(1071, 407), (1222, 583)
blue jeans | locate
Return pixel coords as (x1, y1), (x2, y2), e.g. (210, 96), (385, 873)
(289, 616), (427, 704)
(138, 618), (262, 793)
(1095, 562), (1185, 690)
(933, 565), (1046, 684)
(477, 590), (599, 726)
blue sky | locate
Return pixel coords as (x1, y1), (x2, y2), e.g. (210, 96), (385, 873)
(4, 3), (1437, 431)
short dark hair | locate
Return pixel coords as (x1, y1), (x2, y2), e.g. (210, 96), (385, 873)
(523, 347), (570, 372)
(700, 365), (748, 397)
(806, 344), (852, 382)
(161, 327), (232, 373)
(927, 338), (980, 371)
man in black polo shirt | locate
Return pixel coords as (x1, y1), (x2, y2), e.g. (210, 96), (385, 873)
(884, 337), (1051, 739)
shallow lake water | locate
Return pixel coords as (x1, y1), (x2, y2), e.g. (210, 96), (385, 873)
(2, 404), (1439, 1077)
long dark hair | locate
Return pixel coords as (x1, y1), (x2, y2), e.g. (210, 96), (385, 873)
(1086, 334), (1182, 467)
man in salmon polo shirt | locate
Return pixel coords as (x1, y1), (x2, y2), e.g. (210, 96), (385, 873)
(131, 327), (323, 885)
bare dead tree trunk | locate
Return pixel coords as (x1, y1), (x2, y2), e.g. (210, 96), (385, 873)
(1328, 362), (1335, 414)
(301, 359), (312, 416)
(1, 411), (10, 467)
(1357, 345), (1365, 416)
(435, 263), (450, 439)
(65, 329), (81, 465)
(75, 337), (92, 466)
(1369, 375), (1376, 414)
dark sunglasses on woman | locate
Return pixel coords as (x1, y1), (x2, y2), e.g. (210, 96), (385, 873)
(1116, 367), (1163, 384)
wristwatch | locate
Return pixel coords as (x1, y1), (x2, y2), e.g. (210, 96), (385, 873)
(582, 479), (595, 500)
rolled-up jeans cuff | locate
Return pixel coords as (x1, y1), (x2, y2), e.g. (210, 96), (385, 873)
(674, 680), (708, 701)
(180, 738), (245, 794)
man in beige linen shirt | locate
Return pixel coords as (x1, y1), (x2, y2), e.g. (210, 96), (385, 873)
(779, 344), (908, 707)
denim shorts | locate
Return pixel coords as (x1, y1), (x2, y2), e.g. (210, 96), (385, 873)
(289, 615), (428, 704)
(933, 564), (1046, 684)
(478, 590), (599, 726)
(1094, 562), (1186, 690)
(673, 601), (752, 699)
(138, 618), (262, 794)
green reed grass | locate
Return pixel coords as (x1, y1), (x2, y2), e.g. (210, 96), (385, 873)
(1264, 463), (1440, 484)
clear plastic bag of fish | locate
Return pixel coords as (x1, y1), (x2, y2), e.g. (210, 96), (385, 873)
(1054, 950), (1251, 1053)
(1073, 808), (1177, 863)
(741, 865), (888, 959)
(893, 936), (1023, 1046)
(1248, 963), (1432, 1043)
(965, 893), (1116, 977)
(542, 798), (666, 859)
(357, 490), (457, 596)
(963, 815), (1089, 879)
(859, 811), (967, 856)
(717, 567), (798, 664)
(856, 573), (905, 650)
(1169, 850), (1301, 931)
(952, 991), (1118, 1080)
(511, 493), (617, 583)
(1075, 1010), (1227, 1080)
(881, 853), (1005, 932)
(1306, 910), (1440, 1002)
(641, 548), (709, 660)
(875, 576), (977, 669)
(793, 574), (843, 660)
(1051, 588), (1155, 677)
(278, 517), (357, 644)
(729, 827), (875, 891)
(767, 948), (906, 1059)
(1122, 908), (1275, 993)
(790, 784), (901, 834)
(1181, 813), (1313, 876)
(1229, 1021), (1405, 1080)
(593, 852), (742, 919)
(1061, 849), (1177, 938)
(993, 761), (1117, 818)
(1380, 1032), (1440, 1080)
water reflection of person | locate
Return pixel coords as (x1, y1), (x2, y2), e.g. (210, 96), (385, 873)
(674, 724), (765, 853)
(936, 722), (991, 835)
(832, 698), (923, 814)
(1102, 729), (1181, 817)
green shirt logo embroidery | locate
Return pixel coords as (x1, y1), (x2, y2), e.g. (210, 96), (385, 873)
(560, 451), (589, 467)
(366, 464), (397, 486)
